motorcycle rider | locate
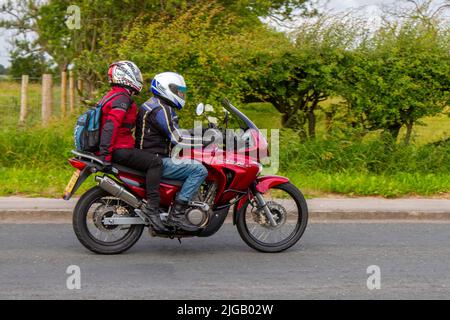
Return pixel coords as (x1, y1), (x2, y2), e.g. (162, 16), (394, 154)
(135, 72), (208, 232)
(98, 61), (165, 230)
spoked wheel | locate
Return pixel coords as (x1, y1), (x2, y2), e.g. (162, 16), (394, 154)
(236, 182), (308, 253)
(73, 187), (144, 254)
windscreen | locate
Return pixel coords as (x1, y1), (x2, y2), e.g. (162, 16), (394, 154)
(221, 98), (259, 131)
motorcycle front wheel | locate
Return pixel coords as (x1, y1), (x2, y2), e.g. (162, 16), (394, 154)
(236, 182), (308, 253)
(73, 186), (144, 254)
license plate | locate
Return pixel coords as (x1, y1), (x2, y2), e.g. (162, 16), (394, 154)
(64, 170), (80, 197)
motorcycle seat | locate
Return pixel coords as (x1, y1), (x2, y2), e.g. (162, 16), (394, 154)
(71, 150), (184, 187)
(112, 163), (184, 187)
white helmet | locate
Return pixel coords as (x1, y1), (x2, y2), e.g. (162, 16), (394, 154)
(151, 72), (187, 109)
(108, 61), (143, 94)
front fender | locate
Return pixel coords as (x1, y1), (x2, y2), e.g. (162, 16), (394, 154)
(254, 175), (289, 194)
(233, 175), (289, 224)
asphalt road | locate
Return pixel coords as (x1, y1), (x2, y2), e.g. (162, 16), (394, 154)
(0, 223), (449, 300)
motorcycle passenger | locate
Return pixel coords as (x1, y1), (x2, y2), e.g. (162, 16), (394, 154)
(135, 72), (208, 232)
(98, 61), (165, 230)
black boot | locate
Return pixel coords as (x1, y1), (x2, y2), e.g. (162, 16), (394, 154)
(139, 205), (167, 231)
(168, 199), (200, 232)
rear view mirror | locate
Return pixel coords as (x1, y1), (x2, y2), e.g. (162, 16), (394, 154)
(196, 103), (205, 116)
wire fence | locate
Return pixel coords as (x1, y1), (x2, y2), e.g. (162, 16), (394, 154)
(0, 74), (81, 128)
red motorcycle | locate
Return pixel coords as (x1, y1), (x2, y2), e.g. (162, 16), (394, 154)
(63, 99), (308, 254)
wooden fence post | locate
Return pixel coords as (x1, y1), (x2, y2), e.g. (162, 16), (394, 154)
(41, 74), (53, 125)
(77, 79), (83, 95)
(69, 71), (75, 113)
(77, 79), (84, 104)
(60, 71), (67, 118)
(19, 75), (29, 124)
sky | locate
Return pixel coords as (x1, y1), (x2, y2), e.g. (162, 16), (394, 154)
(324, 0), (396, 11)
(0, 0), (445, 67)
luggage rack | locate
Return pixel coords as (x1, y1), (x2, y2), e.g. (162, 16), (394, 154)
(71, 150), (105, 166)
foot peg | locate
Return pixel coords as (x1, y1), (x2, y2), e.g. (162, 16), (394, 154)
(188, 201), (210, 212)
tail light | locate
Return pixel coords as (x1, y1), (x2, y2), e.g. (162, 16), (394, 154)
(68, 158), (87, 170)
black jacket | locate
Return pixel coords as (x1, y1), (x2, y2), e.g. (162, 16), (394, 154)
(135, 96), (203, 156)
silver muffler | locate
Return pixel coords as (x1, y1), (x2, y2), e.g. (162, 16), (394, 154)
(95, 176), (142, 208)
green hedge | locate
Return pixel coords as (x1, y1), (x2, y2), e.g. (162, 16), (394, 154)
(0, 122), (448, 197)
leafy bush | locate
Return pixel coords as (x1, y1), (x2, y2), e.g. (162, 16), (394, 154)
(0, 119), (448, 197)
(0, 121), (74, 169)
(280, 130), (450, 175)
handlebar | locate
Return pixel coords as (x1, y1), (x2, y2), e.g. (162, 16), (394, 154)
(200, 127), (252, 151)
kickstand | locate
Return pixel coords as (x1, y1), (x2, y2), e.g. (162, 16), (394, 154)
(177, 237), (182, 244)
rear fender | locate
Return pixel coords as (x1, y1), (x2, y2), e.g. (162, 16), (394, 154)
(62, 166), (93, 200)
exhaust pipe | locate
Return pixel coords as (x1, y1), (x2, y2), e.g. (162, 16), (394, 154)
(95, 176), (142, 208)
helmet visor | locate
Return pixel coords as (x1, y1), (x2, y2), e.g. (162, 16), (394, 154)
(134, 69), (143, 84)
(169, 83), (187, 100)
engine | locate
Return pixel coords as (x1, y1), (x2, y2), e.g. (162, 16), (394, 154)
(185, 206), (209, 227)
(185, 183), (217, 227)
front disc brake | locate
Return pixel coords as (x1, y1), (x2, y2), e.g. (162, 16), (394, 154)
(251, 201), (287, 229)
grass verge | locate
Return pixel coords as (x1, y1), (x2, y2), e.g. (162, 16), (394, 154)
(0, 167), (95, 198)
(1, 167), (448, 199)
(287, 171), (450, 198)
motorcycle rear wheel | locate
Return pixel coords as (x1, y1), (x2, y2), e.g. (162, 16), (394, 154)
(73, 186), (144, 254)
(236, 182), (308, 253)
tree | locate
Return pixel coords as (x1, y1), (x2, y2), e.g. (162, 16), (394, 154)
(0, 64), (7, 75)
(245, 14), (362, 139)
(115, 1), (293, 116)
(340, 8), (450, 143)
(0, 0), (313, 98)
(8, 40), (52, 78)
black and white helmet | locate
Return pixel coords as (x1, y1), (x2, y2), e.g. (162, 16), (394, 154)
(108, 61), (143, 93)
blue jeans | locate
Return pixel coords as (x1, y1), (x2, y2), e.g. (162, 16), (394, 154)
(162, 157), (208, 202)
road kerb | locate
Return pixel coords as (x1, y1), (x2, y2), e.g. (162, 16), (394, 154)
(1, 209), (450, 223)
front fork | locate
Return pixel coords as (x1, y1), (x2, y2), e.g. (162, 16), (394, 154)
(251, 186), (278, 227)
